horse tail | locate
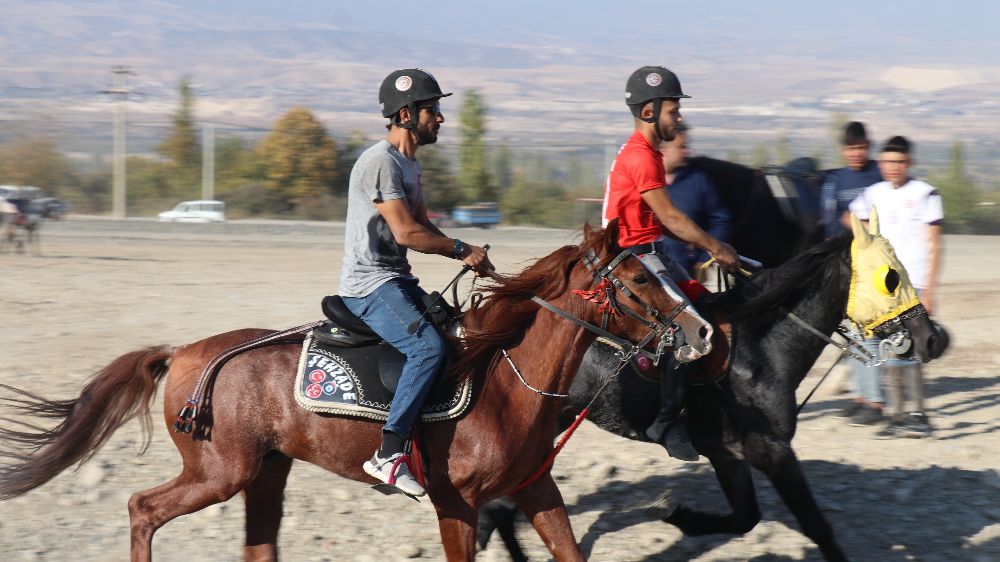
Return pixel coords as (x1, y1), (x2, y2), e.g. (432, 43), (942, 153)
(0, 345), (173, 500)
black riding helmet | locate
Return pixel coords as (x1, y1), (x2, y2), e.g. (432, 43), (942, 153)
(379, 68), (453, 129)
(625, 66), (689, 140)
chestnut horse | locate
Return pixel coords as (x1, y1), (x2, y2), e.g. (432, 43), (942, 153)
(0, 224), (706, 562)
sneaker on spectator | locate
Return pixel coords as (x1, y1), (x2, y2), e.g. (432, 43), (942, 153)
(836, 401), (865, 418)
(897, 412), (933, 438)
(849, 405), (884, 426)
(876, 417), (906, 438)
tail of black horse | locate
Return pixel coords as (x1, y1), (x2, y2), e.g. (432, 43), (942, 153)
(0, 346), (173, 499)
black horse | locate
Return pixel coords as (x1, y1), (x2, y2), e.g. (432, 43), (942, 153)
(477, 227), (948, 561)
(690, 155), (824, 268)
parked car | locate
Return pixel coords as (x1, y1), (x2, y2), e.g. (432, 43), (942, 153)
(34, 197), (69, 219)
(158, 200), (226, 223)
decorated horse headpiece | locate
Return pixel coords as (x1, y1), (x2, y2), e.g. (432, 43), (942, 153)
(846, 208), (923, 338)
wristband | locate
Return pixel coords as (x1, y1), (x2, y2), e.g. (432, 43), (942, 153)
(452, 239), (466, 259)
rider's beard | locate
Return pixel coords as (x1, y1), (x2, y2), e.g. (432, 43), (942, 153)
(415, 125), (439, 146)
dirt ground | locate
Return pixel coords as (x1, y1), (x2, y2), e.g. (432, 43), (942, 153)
(0, 218), (997, 562)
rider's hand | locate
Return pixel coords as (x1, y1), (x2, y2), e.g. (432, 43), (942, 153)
(710, 241), (739, 271)
(461, 244), (495, 273)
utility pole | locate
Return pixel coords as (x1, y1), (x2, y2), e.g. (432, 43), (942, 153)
(104, 66), (134, 219)
(201, 123), (215, 201)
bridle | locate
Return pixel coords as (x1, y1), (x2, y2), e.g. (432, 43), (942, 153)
(494, 247), (689, 397)
(535, 248), (688, 365)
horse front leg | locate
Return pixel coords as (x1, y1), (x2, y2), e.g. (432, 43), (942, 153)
(651, 455), (762, 536)
(511, 473), (583, 562)
(745, 435), (849, 562)
(431, 480), (480, 562)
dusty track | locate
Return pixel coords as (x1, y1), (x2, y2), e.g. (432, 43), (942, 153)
(1, 218), (997, 561)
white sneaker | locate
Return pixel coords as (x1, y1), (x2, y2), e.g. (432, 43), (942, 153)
(363, 452), (426, 497)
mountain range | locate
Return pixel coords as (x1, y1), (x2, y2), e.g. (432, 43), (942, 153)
(1, 0), (998, 177)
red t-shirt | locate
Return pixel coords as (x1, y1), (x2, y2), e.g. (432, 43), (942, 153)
(602, 131), (667, 247)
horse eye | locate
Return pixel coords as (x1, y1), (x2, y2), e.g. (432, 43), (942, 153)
(884, 268), (900, 293)
(632, 273), (648, 285)
(874, 265), (900, 296)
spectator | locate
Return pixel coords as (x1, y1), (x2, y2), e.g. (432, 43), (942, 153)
(849, 135), (943, 437)
(821, 121), (883, 238)
(821, 122), (885, 420)
(660, 123), (732, 287)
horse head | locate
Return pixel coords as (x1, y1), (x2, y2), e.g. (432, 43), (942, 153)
(580, 221), (714, 364)
(847, 208), (948, 362)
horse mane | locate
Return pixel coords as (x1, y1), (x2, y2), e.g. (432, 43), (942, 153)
(446, 223), (619, 384)
(729, 233), (853, 331)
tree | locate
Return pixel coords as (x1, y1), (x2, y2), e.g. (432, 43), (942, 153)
(501, 171), (574, 228)
(157, 77), (201, 174)
(0, 137), (76, 194)
(457, 89), (493, 201)
(256, 107), (339, 210)
(490, 143), (513, 193)
(750, 144), (771, 168)
(332, 130), (370, 197)
(775, 133), (791, 166)
(419, 145), (462, 212)
(930, 141), (982, 233)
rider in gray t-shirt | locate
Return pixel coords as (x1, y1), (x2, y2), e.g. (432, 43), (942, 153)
(339, 69), (492, 498)
(340, 139), (424, 298)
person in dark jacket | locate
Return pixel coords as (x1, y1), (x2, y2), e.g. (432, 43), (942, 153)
(659, 123), (731, 282)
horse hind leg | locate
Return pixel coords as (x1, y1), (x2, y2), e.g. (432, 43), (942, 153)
(128, 456), (262, 562)
(241, 452), (293, 562)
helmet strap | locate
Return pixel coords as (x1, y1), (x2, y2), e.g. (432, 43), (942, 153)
(400, 102), (419, 131)
(636, 99), (666, 142)
(650, 98), (666, 142)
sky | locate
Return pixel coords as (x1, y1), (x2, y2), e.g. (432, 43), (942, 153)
(165, 0), (999, 61)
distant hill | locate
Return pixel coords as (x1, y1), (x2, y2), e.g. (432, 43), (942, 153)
(1, 0), (998, 181)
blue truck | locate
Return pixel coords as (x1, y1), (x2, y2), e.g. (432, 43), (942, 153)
(450, 202), (502, 228)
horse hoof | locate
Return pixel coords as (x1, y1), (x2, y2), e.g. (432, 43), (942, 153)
(643, 491), (678, 520)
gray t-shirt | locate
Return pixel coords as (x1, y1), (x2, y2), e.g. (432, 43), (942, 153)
(340, 140), (424, 297)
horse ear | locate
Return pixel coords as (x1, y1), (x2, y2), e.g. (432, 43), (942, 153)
(850, 212), (871, 247)
(868, 206), (881, 237)
(605, 218), (622, 254)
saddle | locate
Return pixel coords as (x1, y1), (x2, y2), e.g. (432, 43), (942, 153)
(293, 295), (473, 422)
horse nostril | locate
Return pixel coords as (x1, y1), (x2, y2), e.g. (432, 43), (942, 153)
(699, 326), (709, 340)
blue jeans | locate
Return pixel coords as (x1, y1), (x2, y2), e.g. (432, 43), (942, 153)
(853, 337), (884, 403)
(341, 278), (446, 437)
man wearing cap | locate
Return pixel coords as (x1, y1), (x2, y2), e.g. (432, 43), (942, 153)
(340, 68), (492, 496)
(602, 66), (739, 461)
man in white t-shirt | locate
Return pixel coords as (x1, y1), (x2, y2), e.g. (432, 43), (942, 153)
(849, 135), (943, 437)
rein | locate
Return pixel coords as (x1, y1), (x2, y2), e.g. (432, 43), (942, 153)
(724, 265), (918, 413)
(480, 249), (684, 493)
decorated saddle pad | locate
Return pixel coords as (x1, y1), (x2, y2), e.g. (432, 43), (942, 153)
(293, 333), (473, 422)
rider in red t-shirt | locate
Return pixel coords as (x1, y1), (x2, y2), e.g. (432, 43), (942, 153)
(603, 66), (738, 460)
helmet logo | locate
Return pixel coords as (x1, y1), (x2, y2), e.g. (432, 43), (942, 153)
(645, 72), (662, 87)
(395, 76), (413, 92)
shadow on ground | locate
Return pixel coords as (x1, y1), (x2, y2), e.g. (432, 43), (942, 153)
(563, 462), (998, 561)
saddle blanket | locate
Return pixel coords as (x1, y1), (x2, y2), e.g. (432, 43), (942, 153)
(293, 333), (473, 422)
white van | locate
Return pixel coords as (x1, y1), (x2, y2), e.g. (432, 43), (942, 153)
(158, 200), (226, 223)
